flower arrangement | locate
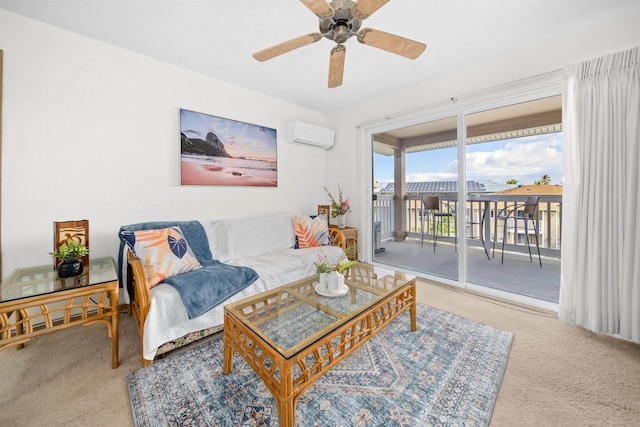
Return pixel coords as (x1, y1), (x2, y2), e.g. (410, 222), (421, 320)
(314, 251), (355, 274)
(324, 185), (351, 218)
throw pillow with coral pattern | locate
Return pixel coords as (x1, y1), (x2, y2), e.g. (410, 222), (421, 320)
(293, 214), (329, 248)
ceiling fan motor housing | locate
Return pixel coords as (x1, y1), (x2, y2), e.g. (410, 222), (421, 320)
(320, 0), (362, 44)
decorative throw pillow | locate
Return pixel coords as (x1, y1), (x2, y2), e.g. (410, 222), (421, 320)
(293, 214), (329, 248)
(121, 226), (202, 288)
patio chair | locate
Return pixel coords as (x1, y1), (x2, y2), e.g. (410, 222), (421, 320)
(492, 196), (542, 266)
(421, 196), (456, 253)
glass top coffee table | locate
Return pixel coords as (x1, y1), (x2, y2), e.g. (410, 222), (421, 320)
(223, 262), (416, 427)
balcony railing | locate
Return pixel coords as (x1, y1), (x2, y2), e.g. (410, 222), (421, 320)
(373, 193), (562, 259)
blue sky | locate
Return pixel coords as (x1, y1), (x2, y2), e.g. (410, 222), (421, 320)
(374, 132), (563, 187)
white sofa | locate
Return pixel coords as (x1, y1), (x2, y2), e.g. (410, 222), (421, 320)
(119, 213), (346, 366)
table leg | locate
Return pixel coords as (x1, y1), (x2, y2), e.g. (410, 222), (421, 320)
(481, 201), (492, 260)
(15, 310), (25, 350)
(277, 398), (296, 427)
(410, 285), (417, 332)
(110, 288), (119, 369)
(223, 338), (234, 374)
(277, 368), (296, 427)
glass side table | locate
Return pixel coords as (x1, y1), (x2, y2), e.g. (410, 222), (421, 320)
(0, 257), (119, 368)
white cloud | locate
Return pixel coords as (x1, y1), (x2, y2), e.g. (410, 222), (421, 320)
(375, 133), (563, 186)
(406, 171), (457, 182)
(465, 134), (562, 184)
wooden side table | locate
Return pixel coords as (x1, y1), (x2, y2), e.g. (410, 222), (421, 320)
(329, 225), (358, 261)
(0, 257), (120, 368)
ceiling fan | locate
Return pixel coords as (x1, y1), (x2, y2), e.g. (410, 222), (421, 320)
(252, 0), (427, 88)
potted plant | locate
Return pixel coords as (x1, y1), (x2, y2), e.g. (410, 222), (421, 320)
(335, 256), (355, 274)
(314, 252), (355, 294)
(50, 240), (89, 278)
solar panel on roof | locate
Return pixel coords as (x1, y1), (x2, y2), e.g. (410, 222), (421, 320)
(379, 180), (487, 193)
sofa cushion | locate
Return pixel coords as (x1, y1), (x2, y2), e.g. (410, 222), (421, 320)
(226, 245), (345, 292)
(207, 214), (296, 262)
(121, 226), (202, 288)
(293, 214), (329, 248)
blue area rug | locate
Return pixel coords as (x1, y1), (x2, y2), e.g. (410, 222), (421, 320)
(127, 304), (513, 427)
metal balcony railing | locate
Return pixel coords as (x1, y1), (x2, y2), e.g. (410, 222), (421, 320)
(373, 193), (562, 259)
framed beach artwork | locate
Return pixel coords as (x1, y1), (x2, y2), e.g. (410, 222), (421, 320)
(180, 108), (277, 186)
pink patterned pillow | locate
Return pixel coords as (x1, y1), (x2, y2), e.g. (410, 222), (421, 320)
(123, 226), (202, 288)
(293, 214), (329, 248)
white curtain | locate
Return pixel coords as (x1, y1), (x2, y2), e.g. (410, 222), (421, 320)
(560, 46), (640, 343)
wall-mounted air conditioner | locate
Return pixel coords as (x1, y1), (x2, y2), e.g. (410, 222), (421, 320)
(286, 121), (335, 150)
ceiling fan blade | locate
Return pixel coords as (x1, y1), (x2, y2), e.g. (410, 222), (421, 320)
(328, 44), (346, 88)
(352, 0), (391, 20)
(357, 28), (426, 59)
(299, 0), (334, 18)
(252, 33), (323, 62)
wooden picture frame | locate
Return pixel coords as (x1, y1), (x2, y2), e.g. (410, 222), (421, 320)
(317, 205), (330, 222)
(54, 220), (90, 267)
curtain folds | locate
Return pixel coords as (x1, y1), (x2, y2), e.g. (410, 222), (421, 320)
(560, 46), (640, 343)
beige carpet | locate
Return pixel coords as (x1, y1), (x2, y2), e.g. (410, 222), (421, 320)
(1, 279), (639, 426)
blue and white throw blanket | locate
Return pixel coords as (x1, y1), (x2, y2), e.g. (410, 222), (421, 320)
(164, 259), (258, 319)
(118, 220), (258, 319)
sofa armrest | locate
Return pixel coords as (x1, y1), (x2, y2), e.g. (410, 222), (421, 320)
(126, 249), (153, 367)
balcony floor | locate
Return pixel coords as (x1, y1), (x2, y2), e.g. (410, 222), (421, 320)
(373, 237), (561, 303)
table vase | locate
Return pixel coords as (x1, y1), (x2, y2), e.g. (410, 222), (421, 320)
(57, 260), (83, 278)
(328, 271), (344, 293)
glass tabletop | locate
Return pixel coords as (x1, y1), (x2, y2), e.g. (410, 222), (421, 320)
(224, 262), (415, 358)
(0, 257), (117, 303)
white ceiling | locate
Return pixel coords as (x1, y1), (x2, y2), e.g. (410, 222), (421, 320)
(0, 0), (635, 114)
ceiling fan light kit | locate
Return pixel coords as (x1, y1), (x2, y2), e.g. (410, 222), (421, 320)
(253, 0), (426, 88)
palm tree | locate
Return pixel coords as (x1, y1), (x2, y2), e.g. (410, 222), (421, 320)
(506, 179), (518, 185)
(535, 174), (551, 185)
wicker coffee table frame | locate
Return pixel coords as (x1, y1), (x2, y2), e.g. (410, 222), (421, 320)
(223, 265), (416, 427)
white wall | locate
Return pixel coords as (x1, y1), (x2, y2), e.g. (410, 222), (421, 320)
(3, 4), (640, 276)
(326, 4), (640, 259)
(0, 11), (332, 275)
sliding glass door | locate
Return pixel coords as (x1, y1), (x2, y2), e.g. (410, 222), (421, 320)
(372, 116), (459, 281)
(369, 92), (562, 305)
(465, 96), (562, 302)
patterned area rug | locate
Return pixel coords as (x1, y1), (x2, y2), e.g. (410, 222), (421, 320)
(127, 304), (513, 427)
